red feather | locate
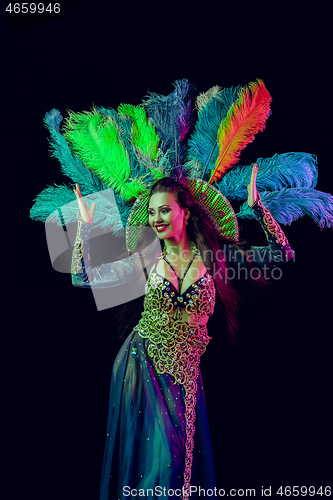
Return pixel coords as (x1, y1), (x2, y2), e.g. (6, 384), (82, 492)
(209, 79), (272, 184)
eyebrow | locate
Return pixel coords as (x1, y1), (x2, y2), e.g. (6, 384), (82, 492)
(147, 205), (171, 210)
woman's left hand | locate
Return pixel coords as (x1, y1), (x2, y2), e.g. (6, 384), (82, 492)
(247, 163), (259, 207)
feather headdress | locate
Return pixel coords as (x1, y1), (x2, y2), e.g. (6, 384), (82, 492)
(30, 79), (333, 235)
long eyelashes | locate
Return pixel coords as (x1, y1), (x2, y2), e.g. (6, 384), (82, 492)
(148, 209), (170, 216)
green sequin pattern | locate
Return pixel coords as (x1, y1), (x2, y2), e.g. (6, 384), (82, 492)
(134, 270), (215, 495)
(133, 271), (216, 385)
(133, 270), (215, 497)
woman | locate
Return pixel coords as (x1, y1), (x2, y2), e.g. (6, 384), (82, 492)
(72, 165), (293, 499)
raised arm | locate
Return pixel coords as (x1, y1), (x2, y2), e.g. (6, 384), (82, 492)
(227, 164), (294, 271)
(71, 184), (146, 288)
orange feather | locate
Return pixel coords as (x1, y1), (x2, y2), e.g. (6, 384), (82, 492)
(209, 79), (272, 184)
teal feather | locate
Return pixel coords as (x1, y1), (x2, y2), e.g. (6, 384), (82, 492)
(30, 184), (131, 236)
(184, 85), (241, 179)
(34, 108), (165, 233)
(237, 188), (333, 228)
(217, 152), (319, 200)
(34, 108), (131, 234)
(30, 184), (75, 222)
(44, 109), (63, 132)
(44, 109), (106, 195)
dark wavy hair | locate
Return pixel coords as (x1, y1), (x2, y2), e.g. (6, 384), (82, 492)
(149, 177), (240, 340)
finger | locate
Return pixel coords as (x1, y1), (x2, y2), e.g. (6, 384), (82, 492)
(89, 202), (96, 217)
(252, 163), (259, 183)
(76, 183), (82, 198)
(73, 187), (79, 200)
(251, 162), (258, 174)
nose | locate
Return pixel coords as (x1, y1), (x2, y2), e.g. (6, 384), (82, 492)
(154, 214), (163, 223)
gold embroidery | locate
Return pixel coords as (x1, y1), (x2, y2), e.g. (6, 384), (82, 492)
(255, 196), (289, 246)
(71, 218), (84, 275)
(134, 271), (215, 497)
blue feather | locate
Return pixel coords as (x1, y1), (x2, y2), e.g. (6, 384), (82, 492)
(237, 188), (333, 228)
(143, 79), (195, 177)
(183, 85), (242, 179)
(217, 152), (319, 200)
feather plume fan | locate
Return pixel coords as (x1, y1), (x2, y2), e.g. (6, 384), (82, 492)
(30, 108), (135, 233)
(62, 109), (148, 202)
(237, 188), (333, 228)
(209, 79), (272, 184)
(30, 82), (333, 236)
(31, 110), (123, 229)
(43, 109), (106, 194)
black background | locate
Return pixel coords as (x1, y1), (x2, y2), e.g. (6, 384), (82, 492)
(2, 1), (332, 498)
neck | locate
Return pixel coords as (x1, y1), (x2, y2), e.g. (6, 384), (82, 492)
(163, 230), (193, 259)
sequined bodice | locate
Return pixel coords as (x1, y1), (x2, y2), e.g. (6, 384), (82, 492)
(133, 266), (216, 385)
(147, 270), (215, 317)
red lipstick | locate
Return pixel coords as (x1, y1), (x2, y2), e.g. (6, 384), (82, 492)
(155, 224), (169, 233)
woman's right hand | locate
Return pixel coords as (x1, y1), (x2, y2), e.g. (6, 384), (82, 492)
(73, 183), (96, 224)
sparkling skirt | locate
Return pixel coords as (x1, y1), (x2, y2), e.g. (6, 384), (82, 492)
(99, 331), (217, 500)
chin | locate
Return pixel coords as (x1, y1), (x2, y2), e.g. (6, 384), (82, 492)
(155, 232), (168, 240)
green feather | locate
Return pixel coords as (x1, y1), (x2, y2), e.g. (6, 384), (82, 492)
(117, 103), (173, 183)
(62, 109), (148, 201)
(43, 109), (106, 196)
(118, 103), (160, 160)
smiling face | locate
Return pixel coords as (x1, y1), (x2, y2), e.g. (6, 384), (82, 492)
(148, 191), (189, 241)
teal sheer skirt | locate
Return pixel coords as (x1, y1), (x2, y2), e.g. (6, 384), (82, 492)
(99, 331), (217, 499)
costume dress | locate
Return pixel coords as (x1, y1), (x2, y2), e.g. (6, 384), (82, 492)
(71, 197), (293, 500)
(29, 78), (332, 499)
